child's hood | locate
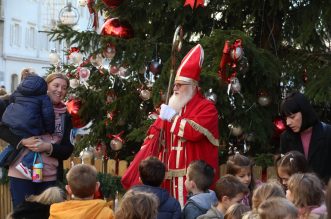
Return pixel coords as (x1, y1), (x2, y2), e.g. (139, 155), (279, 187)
(49, 199), (114, 219)
(17, 75), (47, 96)
(190, 190), (218, 210)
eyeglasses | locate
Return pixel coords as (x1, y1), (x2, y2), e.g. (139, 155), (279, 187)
(173, 83), (191, 88)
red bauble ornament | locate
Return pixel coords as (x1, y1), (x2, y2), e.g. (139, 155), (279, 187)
(67, 98), (81, 116)
(273, 117), (286, 133)
(67, 98), (85, 128)
(71, 115), (85, 128)
(102, 0), (123, 8)
(101, 18), (134, 39)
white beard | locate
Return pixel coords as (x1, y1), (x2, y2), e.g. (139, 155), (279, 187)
(168, 85), (195, 113)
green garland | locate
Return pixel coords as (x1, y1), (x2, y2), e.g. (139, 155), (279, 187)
(97, 172), (126, 199)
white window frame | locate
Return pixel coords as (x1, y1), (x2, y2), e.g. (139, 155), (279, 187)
(10, 20), (22, 47)
(25, 23), (37, 49)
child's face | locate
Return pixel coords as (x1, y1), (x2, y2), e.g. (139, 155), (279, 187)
(277, 167), (290, 188)
(184, 167), (194, 193)
(235, 167), (251, 187)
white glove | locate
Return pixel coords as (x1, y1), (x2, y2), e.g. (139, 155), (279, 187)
(160, 104), (177, 122)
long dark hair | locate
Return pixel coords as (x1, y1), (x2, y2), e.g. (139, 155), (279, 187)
(226, 153), (256, 192)
(280, 92), (319, 132)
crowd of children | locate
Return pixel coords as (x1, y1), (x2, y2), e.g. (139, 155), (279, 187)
(5, 151), (331, 219)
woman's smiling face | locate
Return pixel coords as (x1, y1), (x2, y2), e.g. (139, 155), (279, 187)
(47, 78), (68, 105)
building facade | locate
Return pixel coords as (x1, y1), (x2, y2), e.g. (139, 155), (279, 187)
(0, 0), (91, 92)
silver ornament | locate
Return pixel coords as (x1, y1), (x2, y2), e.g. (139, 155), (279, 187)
(90, 54), (103, 68)
(205, 88), (217, 103)
(228, 123), (243, 136)
(110, 139), (123, 151)
(69, 78), (80, 89)
(258, 95), (271, 106)
(49, 50), (60, 65)
(79, 147), (95, 160)
(230, 77), (241, 93)
(69, 51), (83, 65)
(103, 45), (116, 59)
(230, 47), (243, 61)
(140, 89), (151, 101)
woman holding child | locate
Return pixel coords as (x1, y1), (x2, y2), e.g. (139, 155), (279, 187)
(0, 73), (73, 208)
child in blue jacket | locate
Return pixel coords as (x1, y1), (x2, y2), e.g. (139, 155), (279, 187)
(1, 68), (55, 179)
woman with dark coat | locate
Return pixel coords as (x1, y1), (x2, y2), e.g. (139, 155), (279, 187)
(280, 92), (331, 184)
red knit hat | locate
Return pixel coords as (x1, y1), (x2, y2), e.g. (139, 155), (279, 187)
(175, 44), (204, 85)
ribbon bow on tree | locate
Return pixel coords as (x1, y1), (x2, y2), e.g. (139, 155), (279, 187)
(217, 39), (243, 84)
(184, 0), (204, 9)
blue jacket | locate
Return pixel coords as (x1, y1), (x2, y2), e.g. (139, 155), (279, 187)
(2, 75), (55, 137)
(132, 185), (181, 219)
(182, 190), (218, 219)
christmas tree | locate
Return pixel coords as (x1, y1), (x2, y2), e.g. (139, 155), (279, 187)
(48, 0), (331, 164)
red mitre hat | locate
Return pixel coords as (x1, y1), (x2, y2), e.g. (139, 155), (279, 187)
(175, 44), (204, 85)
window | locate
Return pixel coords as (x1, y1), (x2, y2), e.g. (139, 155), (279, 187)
(10, 21), (21, 47)
(26, 25), (37, 49)
(11, 74), (18, 93)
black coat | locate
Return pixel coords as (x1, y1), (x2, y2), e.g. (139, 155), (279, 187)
(132, 185), (181, 219)
(280, 122), (331, 184)
(10, 201), (51, 219)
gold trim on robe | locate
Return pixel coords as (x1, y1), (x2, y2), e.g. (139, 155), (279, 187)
(186, 120), (220, 147)
(165, 169), (186, 179)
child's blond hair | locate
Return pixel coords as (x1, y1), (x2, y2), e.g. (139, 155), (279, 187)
(115, 190), (159, 219)
(26, 186), (65, 205)
(287, 173), (324, 208)
(252, 180), (285, 210)
(20, 67), (36, 80)
(66, 164), (98, 199)
(224, 203), (250, 219)
(258, 197), (298, 219)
